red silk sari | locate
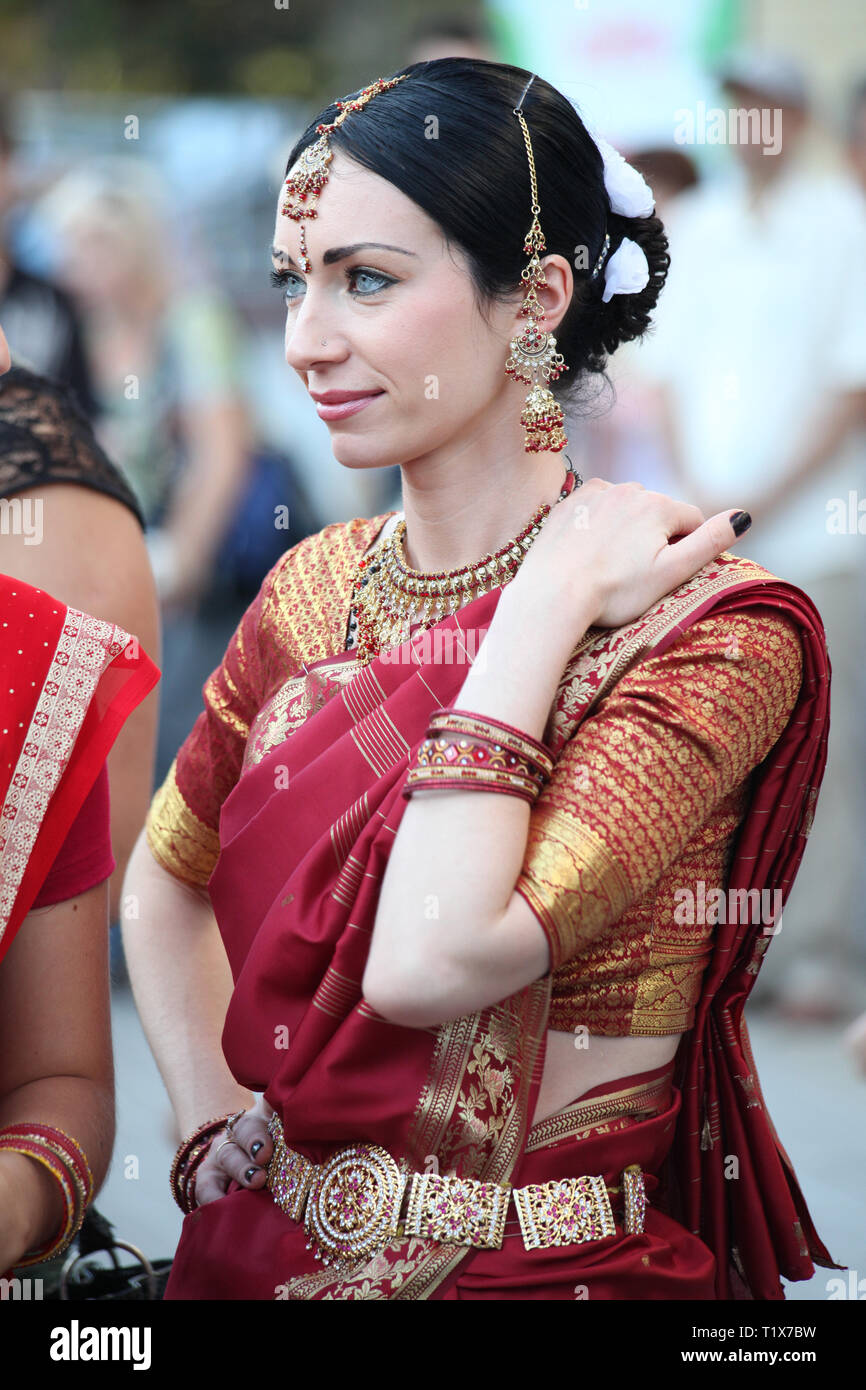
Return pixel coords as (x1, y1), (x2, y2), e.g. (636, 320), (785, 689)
(0, 574), (159, 965)
(164, 550), (839, 1301)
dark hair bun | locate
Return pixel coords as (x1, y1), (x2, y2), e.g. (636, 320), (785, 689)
(566, 211), (670, 381)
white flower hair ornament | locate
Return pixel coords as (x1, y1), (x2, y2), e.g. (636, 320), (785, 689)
(585, 129), (656, 304)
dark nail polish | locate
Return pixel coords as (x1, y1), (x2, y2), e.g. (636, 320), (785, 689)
(730, 510), (751, 537)
(251, 1141), (263, 1158)
(245, 1166), (257, 1182)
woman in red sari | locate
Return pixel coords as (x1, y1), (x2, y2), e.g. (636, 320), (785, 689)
(0, 313), (158, 1275)
(125, 59), (838, 1299)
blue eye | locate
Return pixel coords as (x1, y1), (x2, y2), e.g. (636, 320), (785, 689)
(347, 268), (392, 295)
(269, 265), (395, 306)
(270, 268), (303, 303)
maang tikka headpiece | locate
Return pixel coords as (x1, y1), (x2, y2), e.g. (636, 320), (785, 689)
(281, 74), (409, 273)
(506, 75), (569, 454)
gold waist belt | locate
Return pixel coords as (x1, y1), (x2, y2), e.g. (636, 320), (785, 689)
(266, 1113), (646, 1270)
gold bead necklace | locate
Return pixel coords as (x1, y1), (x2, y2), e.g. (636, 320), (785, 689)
(349, 460), (580, 666)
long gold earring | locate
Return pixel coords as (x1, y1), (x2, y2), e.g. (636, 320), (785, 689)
(506, 84), (569, 453)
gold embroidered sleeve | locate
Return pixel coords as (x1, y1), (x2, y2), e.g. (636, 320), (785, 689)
(144, 515), (387, 887)
(145, 565), (280, 887)
(513, 607), (804, 969)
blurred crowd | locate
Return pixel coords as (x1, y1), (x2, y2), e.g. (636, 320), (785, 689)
(576, 48), (866, 1031)
(1, 17), (864, 1045)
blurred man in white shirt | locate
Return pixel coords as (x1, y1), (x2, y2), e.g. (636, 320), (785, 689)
(640, 49), (866, 1020)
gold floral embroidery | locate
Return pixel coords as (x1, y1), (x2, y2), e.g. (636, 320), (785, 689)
(515, 813), (632, 968)
(418, 983), (549, 1183)
(144, 757), (220, 888)
(144, 513), (392, 884)
(244, 658), (357, 771)
(277, 1234), (468, 1302)
(516, 600), (803, 1035)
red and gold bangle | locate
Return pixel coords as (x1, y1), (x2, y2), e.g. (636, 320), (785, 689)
(403, 734), (547, 805)
(403, 708), (555, 805)
(177, 1140), (214, 1214)
(170, 1114), (234, 1214)
(404, 770), (541, 804)
(1, 1124), (94, 1201)
(0, 1135), (87, 1264)
(427, 708), (555, 778)
(169, 1113), (231, 1192)
(2, 1136), (91, 1231)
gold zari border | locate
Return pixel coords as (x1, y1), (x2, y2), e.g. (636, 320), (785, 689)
(525, 1071), (674, 1152)
(144, 758), (221, 888)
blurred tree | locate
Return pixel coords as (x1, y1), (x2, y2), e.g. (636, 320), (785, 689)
(0, 0), (489, 102)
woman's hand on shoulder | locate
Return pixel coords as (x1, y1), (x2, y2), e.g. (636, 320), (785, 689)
(511, 477), (750, 630)
(193, 1096), (275, 1207)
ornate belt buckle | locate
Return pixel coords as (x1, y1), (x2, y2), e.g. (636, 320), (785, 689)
(305, 1143), (408, 1269)
(513, 1174), (616, 1251)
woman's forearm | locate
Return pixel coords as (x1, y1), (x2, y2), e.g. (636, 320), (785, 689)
(0, 1076), (113, 1269)
(367, 583), (596, 998)
(121, 831), (254, 1136)
(0, 1079), (111, 1270)
(0, 1149), (63, 1270)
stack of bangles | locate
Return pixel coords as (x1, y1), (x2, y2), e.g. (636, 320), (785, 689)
(402, 708), (555, 805)
(169, 1111), (243, 1215)
(0, 1123), (94, 1265)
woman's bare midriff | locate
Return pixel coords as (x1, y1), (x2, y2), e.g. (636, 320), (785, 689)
(531, 1029), (684, 1127)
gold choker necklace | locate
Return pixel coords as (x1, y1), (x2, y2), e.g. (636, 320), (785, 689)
(349, 461), (580, 666)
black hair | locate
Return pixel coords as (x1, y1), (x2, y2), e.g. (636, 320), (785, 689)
(284, 58), (670, 415)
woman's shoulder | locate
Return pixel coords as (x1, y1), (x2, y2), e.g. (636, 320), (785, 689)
(614, 583), (806, 756)
(252, 510), (398, 659)
(0, 363), (145, 529)
(543, 550), (817, 784)
(269, 510), (397, 587)
(0, 572), (67, 622)
(651, 549), (803, 668)
(648, 550), (804, 648)
(672, 601), (804, 688)
(0, 573), (146, 661)
(0, 361), (86, 433)
(601, 551), (807, 719)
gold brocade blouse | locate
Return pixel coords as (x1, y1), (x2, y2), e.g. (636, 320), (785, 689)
(145, 514), (804, 1038)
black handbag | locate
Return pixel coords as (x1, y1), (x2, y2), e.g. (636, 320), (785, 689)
(16, 1206), (173, 1301)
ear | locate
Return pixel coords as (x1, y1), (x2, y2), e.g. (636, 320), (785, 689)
(509, 253), (574, 338)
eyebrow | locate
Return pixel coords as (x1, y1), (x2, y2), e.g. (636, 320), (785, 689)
(270, 241), (418, 268)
